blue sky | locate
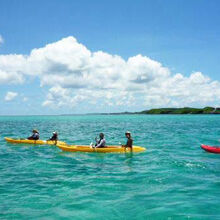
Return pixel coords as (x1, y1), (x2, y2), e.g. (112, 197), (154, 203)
(0, 0), (220, 115)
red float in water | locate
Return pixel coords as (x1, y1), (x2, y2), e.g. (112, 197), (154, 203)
(201, 144), (220, 154)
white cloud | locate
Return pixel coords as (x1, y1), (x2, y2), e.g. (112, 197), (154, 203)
(0, 36), (220, 109)
(5, 91), (18, 101)
(0, 55), (26, 84)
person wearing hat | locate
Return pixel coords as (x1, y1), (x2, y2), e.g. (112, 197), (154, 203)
(122, 131), (133, 151)
(95, 133), (106, 148)
(48, 132), (58, 141)
(27, 129), (40, 140)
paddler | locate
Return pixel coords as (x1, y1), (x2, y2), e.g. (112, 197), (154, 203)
(27, 129), (40, 140)
(48, 131), (58, 141)
(122, 131), (133, 151)
(95, 133), (106, 148)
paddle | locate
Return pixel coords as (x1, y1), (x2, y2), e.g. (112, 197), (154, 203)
(90, 136), (98, 148)
(90, 142), (95, 148)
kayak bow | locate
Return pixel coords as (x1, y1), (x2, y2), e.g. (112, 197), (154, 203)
(201, 144), (220, 154)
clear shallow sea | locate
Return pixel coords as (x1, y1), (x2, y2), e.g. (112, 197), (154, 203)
(0, 115), (220, 219)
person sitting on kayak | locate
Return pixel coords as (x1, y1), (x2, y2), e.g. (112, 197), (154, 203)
(27, 129), (40, 140)
(48, 131), (58, 141)
(95, 133), (106, 148)
(122, 131), (133, 151)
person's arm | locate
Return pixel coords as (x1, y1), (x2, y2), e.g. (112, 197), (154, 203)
(27, 134), (34, 140)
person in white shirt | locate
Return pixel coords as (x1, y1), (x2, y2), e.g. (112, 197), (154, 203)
(95, 133), (106, 148)
(27, 129), (40, 140)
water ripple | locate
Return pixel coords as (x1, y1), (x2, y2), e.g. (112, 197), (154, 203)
(0, 115), (220, 219)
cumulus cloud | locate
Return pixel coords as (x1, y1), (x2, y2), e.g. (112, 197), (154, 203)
(0, 55), (26, 84)
(0, 36), (220, 109)
(42, 85), (87, 107)
(5, 91), (18, 101)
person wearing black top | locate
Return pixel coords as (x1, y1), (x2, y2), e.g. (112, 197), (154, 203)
(48, 132), (58, 141)
(123, 131), (133, 151)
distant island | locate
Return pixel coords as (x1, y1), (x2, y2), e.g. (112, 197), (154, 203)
(138, 107), (220, 114)
(61, 107), (220, 116)
(96, 107), (220, 115)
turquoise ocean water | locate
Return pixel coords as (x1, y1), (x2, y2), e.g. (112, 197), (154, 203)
(0, 115), (220, 219)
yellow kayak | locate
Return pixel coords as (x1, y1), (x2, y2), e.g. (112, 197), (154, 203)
(5, 137), (66, 146)
(57, 144), (146, 153)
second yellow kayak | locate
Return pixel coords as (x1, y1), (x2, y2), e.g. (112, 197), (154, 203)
(57, 144), (146, 153)
(5, 137), (66, 146)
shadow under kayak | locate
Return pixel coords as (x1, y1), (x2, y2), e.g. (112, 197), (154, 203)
(5, 137), (66, 146)
(57, 144), (146, 153)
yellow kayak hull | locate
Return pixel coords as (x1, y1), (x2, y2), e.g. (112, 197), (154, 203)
(57, 144), (146, 153)
(5, 137), (66, 146)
